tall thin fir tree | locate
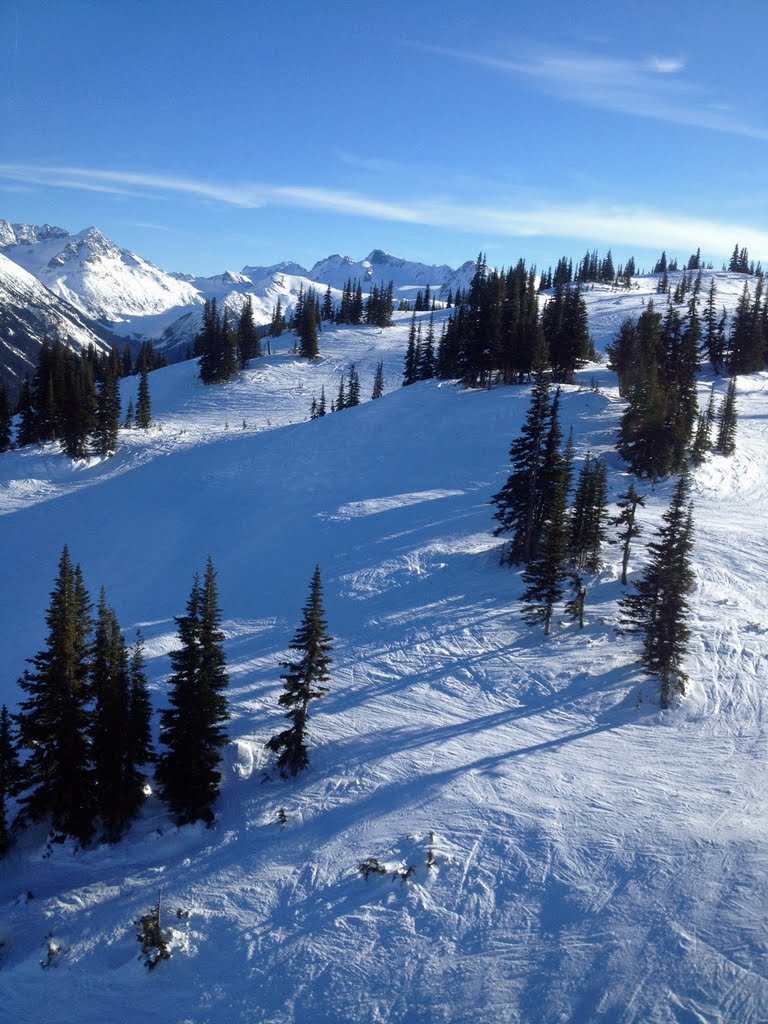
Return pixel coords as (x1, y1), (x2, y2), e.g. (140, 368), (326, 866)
(90, 592), (153, 841)
(491, 374), (553, 564)
(0, 705), (21, 856)
(156, 559), (229, 825)
(714, 378), (738, 456)
(267, 567), (333, 777)
(520, 431), (570, 635)
(690, 389), (717, 465)
(620, 472), (695, 709)
(0, 382), (13, 452)
(15, 547), (96, 844)
(136, 369), (151, 429)
(371, 360), (385, 400)
(612, 482), (646, 586)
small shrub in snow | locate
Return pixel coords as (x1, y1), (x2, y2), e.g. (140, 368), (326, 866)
(358, 857), (387, 881)
(136, 896), (172, 971)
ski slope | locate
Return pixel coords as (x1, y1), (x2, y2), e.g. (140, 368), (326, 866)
(0, 278), (766, 1024)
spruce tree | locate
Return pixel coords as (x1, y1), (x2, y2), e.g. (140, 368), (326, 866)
(568, 456), (608, 572)
(0, 705), (21, 855)
(612, 483), (646, 586)
(95, 359), (121, 456)
(491, 375), (554, 564)
(620, 472), (695, 708)
(91, 592), (152, 840)
(690, 389), (717, 465)
(520, 446), (570, 635)
(16, 547), (95, 844)
(136, 369), (151, 429)
(714, 378), (738, 455)
(237, 295), (260, 367)
(267, 566), (332, 777)
(156, 559), (229, 825)
(346, 364), (361, 407)
(0, 383), (12, 452)
(371, 361), (384, 400)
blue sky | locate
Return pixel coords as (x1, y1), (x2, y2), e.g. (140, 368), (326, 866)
(1, 0), (767, 276)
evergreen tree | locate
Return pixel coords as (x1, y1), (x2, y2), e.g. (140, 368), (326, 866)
(0, 705), (21, 855)
(136, 369), (151, 429)
(403, 313), (418, 386)
(336, 374), (346, 412)
(298, 287), (320, 359)
(612, 482), (646, 585)
(568, 455), (608, 572)
(90, 594), (152, 841)
(237, 295), (261, 367)
(346, 364), (361, 407)
(690, 389), (717, 465)
(371, 360), (385, 400)
(620, 472), (695, 709)
(321, 285), (334, 322)
(15, 377), (37, 447)
(124, 397), (135, 429)
(520, 444), (570, 635)
(16, 547), (95, 844)
(317, 386), (327, 417)
(0, 382), (13, 452)
(714, 378), (738, 456)
(491, 374), (553, 564)
(269, 298), (286, 338)
(267, 566), (332, 777)
(156, 559), (229, 825)
(95, 359), (121, 456)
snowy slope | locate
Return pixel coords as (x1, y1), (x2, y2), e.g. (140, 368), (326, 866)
(0, 252), (114, 395)
(0, 277), (766, 1024)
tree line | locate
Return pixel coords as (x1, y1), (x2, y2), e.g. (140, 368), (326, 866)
(0, 338), (156, 458)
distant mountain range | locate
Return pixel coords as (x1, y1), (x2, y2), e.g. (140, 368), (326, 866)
(0, 218), (477, 384)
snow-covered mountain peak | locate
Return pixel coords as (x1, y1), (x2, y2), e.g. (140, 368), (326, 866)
(0, 219), (70, 248)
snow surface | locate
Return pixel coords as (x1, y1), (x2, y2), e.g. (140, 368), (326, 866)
(0, 276), (766, 1024)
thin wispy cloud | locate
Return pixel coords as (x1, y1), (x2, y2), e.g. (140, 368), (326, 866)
(408, 41), (768, 142)
(1, 163), (767, 256)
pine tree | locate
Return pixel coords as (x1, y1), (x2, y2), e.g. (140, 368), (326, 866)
(156, 559), (229, 825)
(520, 446), (570, 635)
(371, 360), (384, 400)
(95, 359), (121, 456)
(612, 483), (646, 585)
(0, 382), (13, 452)
(237, 295), (260, 367)
(403, 314), (418, 386)
(16, 547), (95, 844)
(267, 566), (333, 777)
(620, 472), (695, 708)
(346, 364), (361, 407)
(690, 389), (717, 465)
(568, 455), (608, 572)
(90, 592), (152, 841)
(136, 369), (151, 429)
(714, 378), (738, 455)
(491, 374), (553, 564)
(0, 705), (21, 855)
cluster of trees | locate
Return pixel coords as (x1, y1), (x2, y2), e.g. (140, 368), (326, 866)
(490, 375), (700, 708)
(402, 313), (437, 385)
(5, 339), (152, 458)
(0, 550), (228, 853)
(1, 552), (334, 855)
(333, 279), (395, 328)
(309, 361), (385, 419)
(413, 254), (592, 389)
(491, 378), (609, 634)
(197, 296), (260, 384)
(727, 243), (762, 276)
(608, 270), (751, 477)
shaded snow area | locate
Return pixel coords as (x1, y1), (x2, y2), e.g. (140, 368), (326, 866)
(1, 280), (767, 1024)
